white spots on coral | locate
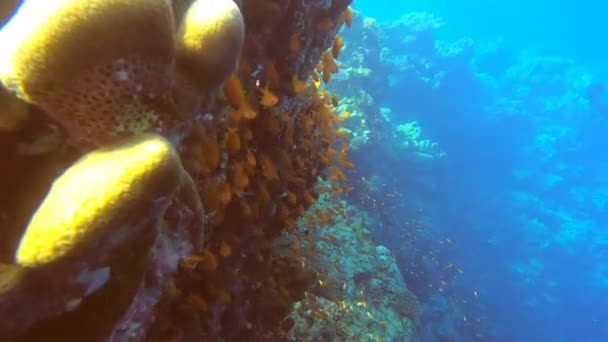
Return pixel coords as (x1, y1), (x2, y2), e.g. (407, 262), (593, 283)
(114, 58), (130, 82)
(115, 69), (129, 81)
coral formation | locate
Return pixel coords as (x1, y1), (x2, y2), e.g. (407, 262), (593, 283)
(0, 0), (362, 340)
(395, 121), (446, 160)
(0, 0), (177, 148)
(173, 0), (245, 114)
(2, 134), (204, 340)
(284, 193), (418, 341)
(16, 134), (192, 267)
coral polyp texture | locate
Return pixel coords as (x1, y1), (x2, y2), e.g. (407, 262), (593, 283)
(0, 0), (386, 341)
(15, 134), (185, 267)
(0, 0), (178, 148)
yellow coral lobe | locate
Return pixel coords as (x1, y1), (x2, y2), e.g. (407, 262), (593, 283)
(0, 0), (176, 146)
(0, 0), (175, 101)
(175, 0), (245, 87)
(16, 134), (182, 267)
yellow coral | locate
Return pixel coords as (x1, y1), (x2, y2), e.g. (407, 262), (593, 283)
(15, 134), (183, 267)
(0, 0), (176, 146)
(172, 0), (245, 116)
(176, 0), (244, 86)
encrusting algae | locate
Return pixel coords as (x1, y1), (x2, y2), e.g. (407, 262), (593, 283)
(0, 0), (356, 340)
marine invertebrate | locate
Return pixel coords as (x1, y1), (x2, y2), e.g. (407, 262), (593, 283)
(173, 0), (245, 114)
(0, 0), (176, 147)
(16, 134), (187, 267)
(3, 134), (204, 339)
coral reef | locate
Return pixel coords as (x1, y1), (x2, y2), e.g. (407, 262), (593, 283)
(324, 10), (447, 161)
(0, 0), (357, 340)
(284, 193), (418, 341)
(395, 121), (446, 161)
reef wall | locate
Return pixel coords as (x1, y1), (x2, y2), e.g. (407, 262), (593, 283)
(0, 0), (368, 340)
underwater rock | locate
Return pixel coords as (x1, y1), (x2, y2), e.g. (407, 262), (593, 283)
(286, 193), (418, 341)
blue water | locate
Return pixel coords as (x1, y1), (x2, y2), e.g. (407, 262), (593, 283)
(354, 0), (605, 71)
(346, 1), (608, 341)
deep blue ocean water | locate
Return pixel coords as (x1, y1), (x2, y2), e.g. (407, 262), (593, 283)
(348, 0), (608, 341)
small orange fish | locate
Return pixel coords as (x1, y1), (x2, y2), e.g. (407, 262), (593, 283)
(220, 240), (232, 258)
(224, 74), (247, 109)
(292, 75), (307, 94)
(344, 7), (353, 28)
(259, 85), (279, 107)
(224, 127), (241, 154)
(201, 248), (219, 272)
(332, 35), (344, 58)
